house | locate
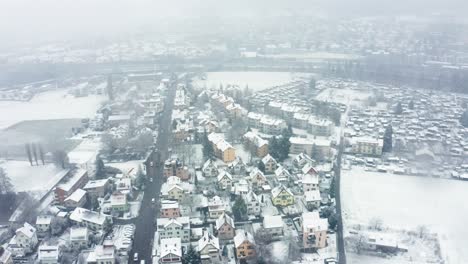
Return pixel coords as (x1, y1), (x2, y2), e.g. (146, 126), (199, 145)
(83, 179), (110, 198)
(261, 154), (277, 174)
(8, 222), (38, 255)
(243, 191), (261, 216)
(208, 196), (225, 219)
(202, 159), (218, 177)
(35, 215), (53, 234)
(38, 245), (59, 264)
(55, 169), (89, 204)
(156, 217), (191, 243)
(274, 166), (291, 184)
(243, 131), (269, 158)
(304, 190), (321, 209)
(271, 185), (294, 207)
(64, 188), (87, 209)
(227, 157), (246, 175)
(92, 241), (116, 264)
(289, 137), (332, 160)
(293, 153), (314, 168)
(70, 227), (89, 249)
(302, 212), (328, 249)
(207, 133), (236, 163)
(248, 168), (267, 188)
(302, 173), (319, 192)
(217, 170), (233, 190)
(232, 179), (250, 196)
(69, 207), (112, 231)
(234, 230), (256, 260)
(198, 231), (221, 264)
(308, 118), (333, 136)
(0, 248), (13, 264)
(163, 158), (190, 180)
(158, 238), (182, 264)
(262, 215), (283, 239)
(160, 201), (181, 218)
(110, 191), (129, 213)
(215, 213), (235, 240)
(161, 176), (184, 201)
(351, 137), (383, 156)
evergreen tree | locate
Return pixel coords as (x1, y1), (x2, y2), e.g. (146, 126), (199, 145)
(95, 157), (105, 179)
(202, 130), (214, 159)
(460, 109), (468, 128)
(0, 168), (14, 194)
(257, 161), (265, 173)
(383, 125), (393, 152)
(329, 176), (336, 198)
(25, 143), (33, 166)
(232, 196), (247, 221)
(182, 245), (201, 264)
(394, 102), (403, 115)
(408, 100), (414, 110)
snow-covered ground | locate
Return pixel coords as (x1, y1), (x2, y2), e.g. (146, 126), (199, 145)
(316, 88), (370, 106)
(0, 160), (68, 192)
(0, 88), (106, 129)
(193, 71), (310, 92)
(341, 167), (468, 263)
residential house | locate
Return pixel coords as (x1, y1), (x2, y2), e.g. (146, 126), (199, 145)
(215, 214), (235, 240)
(115, 178), (132, 195)
(262, 215), (283, 240)
(110, 191), (129, 213)
(271, 185), (294, 207)
(198, 231), (221, 264)
(163, 158), (190, 180)
(161, 176), (184, 201)
(208, 196), (225, 219)
(0, 248), (13, 264)
(93, 241), (116, 264)
(207, 133), (236, 163)
(156, 217), (191, 243)
(243, 191), (261, 216)
(202, 159), (218, 177)
(248, 169), (267, 189)
(64, 188), (87, 209)
(35, 215), (53, 234)
(160, 201), (181, 218)
(217, 170), (233, 190)
(261, 154), (277, 174)
(293, 153), (314, 169)
(302, 173), (319, 193)
(70, 227), (89, 249)
(304, 190), (321, 209)
(302, 212), (328, 249)
(55, 169), (89, 204)
(232, 179), (250, 196)
(83, 179), (110, 198)
(234, 230), (256, 260)
(274, 166), (291, 184)
(38, 245), (59, 264)
(158, 238), (182, 264)
(69, 207), (112, 231)
(9, 222), (38, 255)
(289, 137), (331, 160)
(227, 158), (246, 175)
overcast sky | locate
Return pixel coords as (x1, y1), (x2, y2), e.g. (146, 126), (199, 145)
(0, 0), (465, 47)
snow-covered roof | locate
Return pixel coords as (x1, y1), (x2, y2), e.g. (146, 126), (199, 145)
(263, 215), (283, 229)
(157, 216), (190, 229)
(198, 232), (220, 252)
(16, 222), (36, 238)
(161, 200), (179, 210)
(215, 213), (234, 230)
(304, 190), (321, 202)
(70, 207), (109, 226)
(202, 159), (217, 172)
(65, 188), (87, 203)
(217, 170), (232, 182)
(36, 215), (53, 226)
(234, 230), (255, 248)
(70, 226), (89, 241)
(271, 185), (293, 199)
(84, 179), (109, 189)
(302, 173), (319, 185)
(160, 238), (182, 258)
(262, 154), (276, 165)
(38, 245), (59, 261)
(302, 164), (318, 175)
(57, 169), (87, 192)
(302, 211), (328, 232)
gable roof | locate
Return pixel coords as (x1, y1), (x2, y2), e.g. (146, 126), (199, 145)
(302, 164), (318, 175)
(16, 222), (36, 238)
(271, 185), (293, 199)
(198, 231), (220, 252)
(234, 230), (255, 248)
(215, 213), (235, 230)
(261, 154), (277, 165)
(217, 170), (233, 182)
(160, 237), (182, 258)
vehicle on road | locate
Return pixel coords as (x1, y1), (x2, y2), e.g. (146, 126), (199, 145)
(152, 198), (155, 204)
(149, 178), (153, 182)
(133, 253), (138, 261)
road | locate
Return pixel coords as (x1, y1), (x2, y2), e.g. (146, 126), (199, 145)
(128, 79), (177, 263)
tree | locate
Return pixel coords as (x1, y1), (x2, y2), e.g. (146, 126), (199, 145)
(310, 143), (321, 161)
(347, 233), (367, 254)
(103, 217), (112, 234)
(232, 196), (247, 221)
(408, 100), (414, 110)
(25, 143), (33, 166)
(460, 109), (468, 128)
(329, 176), (336, 198)
(257, 161), (265, 173)
(309, 78), (316, 90)
(95, 157), (105, 179)
(106, 74), (114, 101)
(135, 166), (145, 190)
(328, 212), (338, 230)
(0, 168), (14, 194)
(52, 150), (69, 169)
(202, 131), (214, 159)
(182, 245), (201, 264)
(382, 125), (393, 153)
(38, 144), (45, 165)
(394, 102), (403, 115)
(50, 217), (68, 236)
(31, 143), (39, 165)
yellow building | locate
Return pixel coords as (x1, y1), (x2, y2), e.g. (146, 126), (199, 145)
(208, 133), (236, 163)
(271, 185), (294, 207)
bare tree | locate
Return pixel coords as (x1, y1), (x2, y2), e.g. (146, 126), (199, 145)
(25, 143), (33, 166)
(38, 144), (45, 165)
(347, 233), (368, 254)
(31, 143), (39, 166)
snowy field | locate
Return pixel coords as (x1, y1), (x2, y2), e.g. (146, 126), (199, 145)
(0, 88), (106, 129)
(0, 160), (67, 192)
(341, 167), (468, 263)
(193, 71), (310, 92)
(316, 88), (371, 106)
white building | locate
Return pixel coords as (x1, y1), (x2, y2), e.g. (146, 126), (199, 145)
(198, 231), (221, 264)
(243, 191), (261, 216)
(262, 215), (283, 239)
(69, 207), (112, 231)
(35, 215), (53, 234)
(38, 245), (59, 264)
(156, 217), (191, 243)
(70, 227), (89, 249)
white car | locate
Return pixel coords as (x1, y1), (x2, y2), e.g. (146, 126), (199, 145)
(133, 253), (138, 261)
(152, 198), (156, 204)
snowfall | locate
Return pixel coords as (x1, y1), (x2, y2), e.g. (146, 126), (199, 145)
(341, 166), (468, 263)
(193, 71), (311, 92)
(0, 88), (106, 129)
